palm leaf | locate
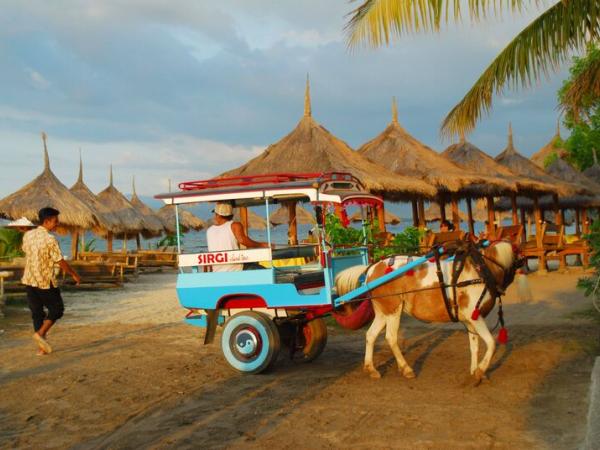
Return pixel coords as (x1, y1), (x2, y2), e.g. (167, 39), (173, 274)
(559, 51), (600, 121)
(441, 0), (600, 137)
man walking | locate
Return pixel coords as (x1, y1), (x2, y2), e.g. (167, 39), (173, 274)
(22, 207), (81, 355)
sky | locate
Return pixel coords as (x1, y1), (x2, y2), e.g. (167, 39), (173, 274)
(0, 0), (571, 198)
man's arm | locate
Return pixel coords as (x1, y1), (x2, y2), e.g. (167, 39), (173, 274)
(231, 222), (270, 249)
(58, 259), (81, 285)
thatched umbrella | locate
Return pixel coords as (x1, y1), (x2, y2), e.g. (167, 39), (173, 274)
(96, 166), (144, 252)
(530, 122), (568, 168)
(157, 205), (205, 234)
(270, 204), (316, 226)
(220, 78), (436, 242)
(583, 150), (600, 184)
(349, 209), (401, 225)
(0, 133), (99, 258)
(234, 209), (266, 230)
(424, 203), (467, 223)
(472, 199), (510, 224)
(358, 98), (514, 231)
(129, 176), (165, 246)
(443, 131), (555, 235)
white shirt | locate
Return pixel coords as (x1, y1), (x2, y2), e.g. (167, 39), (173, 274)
(206, 221), (243, 272)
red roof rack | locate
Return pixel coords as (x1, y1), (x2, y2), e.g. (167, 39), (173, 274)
(178, 172), (361, 191)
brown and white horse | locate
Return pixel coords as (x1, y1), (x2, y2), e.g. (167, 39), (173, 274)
(335, 241), (522, 382)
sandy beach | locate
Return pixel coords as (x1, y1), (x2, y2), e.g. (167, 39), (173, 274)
(0, 270), (598, 449)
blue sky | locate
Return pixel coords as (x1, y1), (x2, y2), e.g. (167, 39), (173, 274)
(0, 0), (569, 197)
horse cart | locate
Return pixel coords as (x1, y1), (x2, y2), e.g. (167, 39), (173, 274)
(156, 173), (508, 375)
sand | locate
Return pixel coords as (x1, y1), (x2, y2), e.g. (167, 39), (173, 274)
(0, 271), (598, 449)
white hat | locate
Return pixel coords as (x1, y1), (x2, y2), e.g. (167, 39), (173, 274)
(213, 203), (233, 217)
(6, 217), (35, 228)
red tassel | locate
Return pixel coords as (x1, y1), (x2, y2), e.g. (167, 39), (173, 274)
(405, 269), (414, 276)
(384, 266), (393, 274)
(471, 308), (480, 320)
(498, 327), (508, 344)
(428, 257), (436, 263)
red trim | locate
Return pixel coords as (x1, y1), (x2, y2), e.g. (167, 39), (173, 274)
(178, 172), (361, 191)
(217, 294), (267, 309)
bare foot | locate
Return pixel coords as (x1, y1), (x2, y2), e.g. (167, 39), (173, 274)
(36, 349), (48, 356)
(33, 333), (52, 354)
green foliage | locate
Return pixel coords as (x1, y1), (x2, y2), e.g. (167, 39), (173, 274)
(577, 220), (600, 314)
(542, 151), (559, 169)
(0, 228), (24, 260)
(387, 226), (424, 254)
(157, 234), (179, 249)
(559, 45), (600, 123)
(79, 237), (97, 253)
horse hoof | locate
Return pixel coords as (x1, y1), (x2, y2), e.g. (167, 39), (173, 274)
(473, 369), (487, 386)
(402, 367), (416, 379)
(368, 370), (381, 379)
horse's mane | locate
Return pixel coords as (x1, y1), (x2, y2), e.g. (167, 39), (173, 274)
(334, 265), (368, 297)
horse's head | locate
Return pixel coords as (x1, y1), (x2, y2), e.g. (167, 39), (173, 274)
(483, 240), (524, 291)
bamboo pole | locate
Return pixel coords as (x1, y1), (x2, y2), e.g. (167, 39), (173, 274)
(417, 199), (426, 229)
(411, 200), (419, 227)
(287, 200), (298, 245)
(466, 198), (475, 235)
(70, 230), (79, 260)
(239, 206), (249, 234)
(377, 202), (386, 232)
(511, 194), (519, 225)
(136, 234), (141, 251)
(439, 200), (447, 222)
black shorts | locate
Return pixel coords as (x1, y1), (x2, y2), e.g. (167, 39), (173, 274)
(25, 285), (64, 331)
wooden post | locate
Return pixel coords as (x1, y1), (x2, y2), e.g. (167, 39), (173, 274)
(122, 232), (127, 254)
(107, 232), (113, 252)
(411, 200), (419, 227)
(553, 194), (562, 226)
(239, 206), (249, 234)
(287, 200), (298, 245)
(520, 208), (527, 242)
(451, 196), (460, 229)
(136, 234), (141, 251)
(533, 196), (547, 273)
(511, 194), (519, 225)
(417, 199), (426, 229)
(439, 200), (447, 222)
(486, 196), (495, 237)
(582, 208), (589, 234)
(377, 202), (386, 232)
(70, 230), (79, 260)
(575, 208), (581, 236)
(466, 198), (475, 235)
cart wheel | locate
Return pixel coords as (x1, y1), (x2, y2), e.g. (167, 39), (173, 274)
(221, 311), (280, 374)
(299, 318), (328, 362)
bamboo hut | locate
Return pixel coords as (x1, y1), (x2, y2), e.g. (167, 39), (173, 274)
(156, 205), (205, 234)
(0, 133), (99, 258)
(350, 209), (401, 225)
(358, 98), (514, 231)
(530, 122), (568, 168)
(270, 204), (316, 226)
(424, 203), (468, 223)
(220, 78), (436, 243)
(129, 176), (165, 245)
(96, 166), (144, 252)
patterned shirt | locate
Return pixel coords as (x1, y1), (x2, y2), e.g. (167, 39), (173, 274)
(21, 226), (64, 289)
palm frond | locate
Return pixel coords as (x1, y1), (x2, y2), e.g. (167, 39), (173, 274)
(440, 0), (600, 137)
(559, 52), (600, 121)
(345, 0), (531, 49)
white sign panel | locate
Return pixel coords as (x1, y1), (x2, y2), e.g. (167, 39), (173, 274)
(178, 248), (272, 267)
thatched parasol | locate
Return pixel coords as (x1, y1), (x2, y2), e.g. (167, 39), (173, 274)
(358, 98), (514, 199)
(544, 158), (600, 208)
(96, 166), (144, 251)
(530, 122), (568, 168)
(0, 133), (99, 236)
(220, 79), (436, 202)
(157, 205), (205, 234)
(424, 203), (468, 222)
(234, 208), (266, 230)
(349, 209), (401, 225)
(129, 176), (165, 238)
(270, 204), (316, 226)
(472, 199), (510, 223)
(583, 150), (600, 183)
(70, 151), (122, 235)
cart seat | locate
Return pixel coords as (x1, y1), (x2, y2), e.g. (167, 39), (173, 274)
(293, 270), (325, 290)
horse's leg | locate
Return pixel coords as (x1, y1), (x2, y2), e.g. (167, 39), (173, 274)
(465, 322), (479, 375)
(364, 311), (386, 379)
(385, 311), (415, 379)
(468, 317), (496, 382)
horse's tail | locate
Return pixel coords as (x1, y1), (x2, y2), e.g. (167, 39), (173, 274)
(334, 265), (369, 297)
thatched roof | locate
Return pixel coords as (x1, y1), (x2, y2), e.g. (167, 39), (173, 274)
(70, 152), (122, 235)
(234, 208), (267, 230)
(544, 158), (600, 208)
(442, 133), (554, 197)
(269, 204), (316, 226)
(349, 209), (401, 225)
(583, 150), (600, 183)
(357, 98), (514, 199)
(220, 79), (436, 201)
(156, 205), (205, 234)
(472, 199), (510, 223)
(495, 124), (588, 197)
(530, 122), (568, 168)
(96, 166), (144, 234)
(424, 203), (468, 222)
(0, 133), (99, 233)
(129, 176), (165, 237)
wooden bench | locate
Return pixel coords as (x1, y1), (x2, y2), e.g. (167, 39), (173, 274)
(421, 230), (465, 253)
(79, 251), (139, 278)
(136, 250), (178, 269)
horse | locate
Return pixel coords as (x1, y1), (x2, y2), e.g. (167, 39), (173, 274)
(334, 240), (524, 383)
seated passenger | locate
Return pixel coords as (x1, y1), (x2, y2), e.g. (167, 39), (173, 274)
(207, 203), (270, 272)
(440, 219), (455, 232)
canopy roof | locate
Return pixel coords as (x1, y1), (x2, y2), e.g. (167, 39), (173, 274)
(530, 122), (568, 168)
(495, 124), (588, 197)
(96, 166), (144, 234)
(156, 205), (205, 233)
(269, 204), (316, 226)
(0, 133), (99, 233)
(358, 98), (514, 199)
(129, 177), (165, 237)
(220, 79), (436, 201)
(349, 209), (401, 225)
(442, 133), (555, 197)
(70, 152), (122, 235)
